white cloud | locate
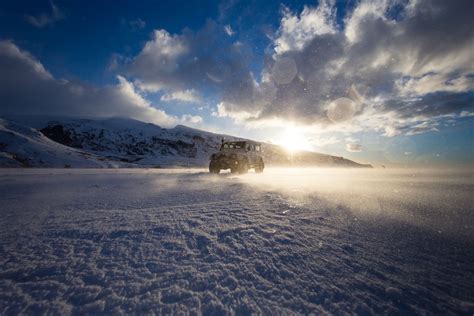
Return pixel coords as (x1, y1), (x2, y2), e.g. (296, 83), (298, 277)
(460, 111), (474, 118)
(274, 0), (337, 54)
(130, 30), (188, 88)
(114, 75), (176, 126)
(345, 137), (362, 152)
(224, 24), (235, 36)
(396, 73), (474, 96)
(344, 1), (388, 43)
(405, 121), (439, 136)
(211, 102), (228, 117)
(144, 30), (187, 57)
(212, 102), (260, 122)
(134, 80), (164, 93)
(160, 89), (201, 103)
(383, 125), (402, 137)
(25, 1), (64, 28)
(180, 114), (203, 124)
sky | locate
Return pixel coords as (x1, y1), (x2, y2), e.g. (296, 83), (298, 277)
(0, 0), (473, 167)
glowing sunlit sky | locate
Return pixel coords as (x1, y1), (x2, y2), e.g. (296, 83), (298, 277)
(0, 0), (473, 167)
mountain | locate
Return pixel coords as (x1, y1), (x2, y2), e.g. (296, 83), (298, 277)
(0, 118), (122, 168)
(0, 116), (372, 168)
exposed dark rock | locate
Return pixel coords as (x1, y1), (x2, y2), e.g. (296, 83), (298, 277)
(40, 125), (76, 147)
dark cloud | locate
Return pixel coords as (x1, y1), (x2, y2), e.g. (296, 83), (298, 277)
(25, 1), (64, 28)
(383, 92), (474, 119)
(251, 0), (474, 130)
(129, 20), (256, 108)
(0, 41), (176, 126)
(121, 18), (146, 31)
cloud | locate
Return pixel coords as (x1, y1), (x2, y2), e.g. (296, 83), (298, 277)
(180, 114), (203, 124)
(345, 137), (362, 152)
(460, 111), (474, 118)
(0, 41), (176, 127)
(121, 18), (146, 31)
(405, 121), (439, 136)
(260, 0), (474, 132)
(224, 25), (235, 36)
(160, 89), (201, 103)
(346, 142), (362, 152)
(396, 73), (474, 96)
(25, 1), (64, 28)
(211, 102), (259, 122)
(274, 1), (337, 54)
(107, 53), (131, 72)
(124, 0), (473, 137)
(128, 20), (257, 111)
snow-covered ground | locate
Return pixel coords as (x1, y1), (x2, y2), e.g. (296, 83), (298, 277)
(0, 168), (473, 314)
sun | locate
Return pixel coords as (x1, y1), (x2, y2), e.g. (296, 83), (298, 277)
(277, 127), (312, 153)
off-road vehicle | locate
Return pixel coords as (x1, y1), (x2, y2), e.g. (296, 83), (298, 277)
(209, 140), (264, 174)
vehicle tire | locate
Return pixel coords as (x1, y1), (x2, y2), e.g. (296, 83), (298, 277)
(238, 160), (249, 174)
(209, 161), (220, 174)
(255, 159), (264, 173)
(229, 156), (243, 174)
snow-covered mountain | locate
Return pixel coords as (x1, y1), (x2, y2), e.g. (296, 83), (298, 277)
(0, 116), (372, 168)
(0, 118), (128, 168)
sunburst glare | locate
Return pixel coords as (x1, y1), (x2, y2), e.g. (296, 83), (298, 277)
(276, 126), (313, 153)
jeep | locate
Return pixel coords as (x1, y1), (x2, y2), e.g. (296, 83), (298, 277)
(209, 140), (264, 174)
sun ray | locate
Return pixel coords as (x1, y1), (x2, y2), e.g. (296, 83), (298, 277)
(276, 126), (312, 153)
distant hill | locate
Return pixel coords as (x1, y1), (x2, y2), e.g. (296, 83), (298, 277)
(0, 116), (372, 168)
(0, 118), (115, 168)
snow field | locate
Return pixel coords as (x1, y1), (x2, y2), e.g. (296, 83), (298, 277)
(0, 168), (473, 314)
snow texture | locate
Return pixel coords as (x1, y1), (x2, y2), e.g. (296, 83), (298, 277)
(0, 168), (473, 314)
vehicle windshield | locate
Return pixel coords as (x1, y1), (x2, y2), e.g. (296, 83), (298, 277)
(222, 142), (246, 150)
(221, 142), (261, 151)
